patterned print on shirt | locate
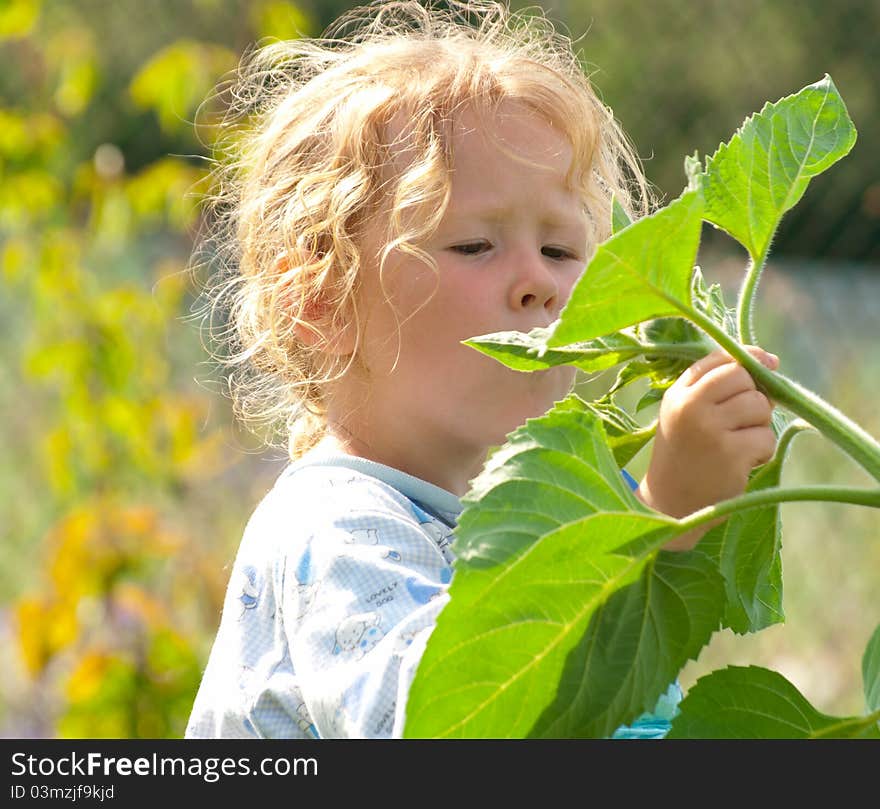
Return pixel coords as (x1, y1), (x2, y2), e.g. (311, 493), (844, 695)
(293, 545), (320, 620)
(237, 565), (262, 619)
(346, 527), (402, 562)
(332, 611), (384, 659)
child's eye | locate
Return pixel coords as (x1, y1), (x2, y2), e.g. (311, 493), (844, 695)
(450, 241), (491, 255)
(541, 246), (578, 261)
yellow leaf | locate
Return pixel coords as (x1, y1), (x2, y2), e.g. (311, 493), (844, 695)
(118, 503), (180, 556)
(0, 109), (30, 157)
(0, 0), (39, 40)
(0, 170), (64, 227)
(1, 234), (32, 283)
(46, 26), (97, 117)
(43, 425), (75, 496)
(65, 650), (111, 703)
(14, 594), (79, 675)
(45, 598), (80, 657)
(48, 506), (96, 593)
(118, 504), (158, 537)
(124, 157), (205, 230)
(36, 227), (84, 293)
(14, 597), (51, 675)
(54, 58), (97, 117)
(250, 0), (314, 41)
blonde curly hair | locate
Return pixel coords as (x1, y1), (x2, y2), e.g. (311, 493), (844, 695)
(193, 0), (651, 460)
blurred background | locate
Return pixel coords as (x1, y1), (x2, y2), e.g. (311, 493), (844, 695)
(1, 0), (877, 738)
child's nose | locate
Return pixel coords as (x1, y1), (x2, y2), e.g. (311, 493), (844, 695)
(509, 250), (559, 313)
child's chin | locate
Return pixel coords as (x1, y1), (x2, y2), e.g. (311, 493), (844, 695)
(496, 394), (570, 439)
(477, 369), (575, 443)
(528, 368), (577, 408)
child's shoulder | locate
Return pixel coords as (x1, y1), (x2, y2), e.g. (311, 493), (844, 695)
(240, 453), (459, 558)
(271, 459), (422, 522)
(279, 449), (460, 523)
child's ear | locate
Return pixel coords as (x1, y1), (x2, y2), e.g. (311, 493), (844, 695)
(292, 295), (356, 357)
(276, 252), (356, 357)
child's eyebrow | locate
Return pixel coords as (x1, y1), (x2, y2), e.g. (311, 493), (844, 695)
(445, 205), (588, 231)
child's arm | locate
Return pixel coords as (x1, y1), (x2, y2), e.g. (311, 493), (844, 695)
(635, 346), (780, 551)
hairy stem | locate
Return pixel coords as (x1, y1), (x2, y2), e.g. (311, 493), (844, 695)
(630, 342), (708, 362)
(677, 484), (880, 534)
(534, 339), (708, 365)
(687, 307), (880, 482)
(774, 418), (814, 456)
(736, 246), (771, 344)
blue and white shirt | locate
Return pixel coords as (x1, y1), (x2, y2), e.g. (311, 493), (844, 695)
(185, 447), (680, 739)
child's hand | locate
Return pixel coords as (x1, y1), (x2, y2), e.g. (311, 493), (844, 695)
(636, 346), (779, 551)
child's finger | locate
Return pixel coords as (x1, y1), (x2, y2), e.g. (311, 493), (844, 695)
(681, 346), (779, 388)
(698, 362), (759, 404)
(719, 389), (774, 429)
(742, 345), (779, 406)
(679, 349), (735, 386)
(736, 425), (778, 467)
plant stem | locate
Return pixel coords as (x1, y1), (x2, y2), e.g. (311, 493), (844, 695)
(678, 484), (880, 534)
(774, 418), (814, 455)
(687, 307), (880, 482)
(635, 341), (708, 361)
(736, 246), (770, 344)
(545, 340), (707, 365)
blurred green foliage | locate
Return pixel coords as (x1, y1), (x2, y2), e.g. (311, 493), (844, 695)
(1, 0), (877, 737)
(1, 0), (317, 738)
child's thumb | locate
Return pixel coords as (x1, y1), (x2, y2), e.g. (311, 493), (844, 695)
(745, 345), (779, 371)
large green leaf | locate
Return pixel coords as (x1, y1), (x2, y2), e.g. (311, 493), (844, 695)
(463, 327), (647, 373)
(697, 419), (808, 634)
(545, 190), (704, 347)
(668, 666), (880, 739)
(698, 447), (783, 634)
(464, 325), (707, 376)
(863, 622), (880, 714)
(699, 74), (857, 261)
(528, 549), (724, 738)
(403, 398), (691, 738)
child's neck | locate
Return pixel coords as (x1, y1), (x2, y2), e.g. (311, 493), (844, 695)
(319, 421), (486, 497)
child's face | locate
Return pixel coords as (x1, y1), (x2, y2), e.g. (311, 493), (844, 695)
(340, 102), (589, 477)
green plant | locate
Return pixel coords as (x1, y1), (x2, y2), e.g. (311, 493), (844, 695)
(403, 75), (880, 739)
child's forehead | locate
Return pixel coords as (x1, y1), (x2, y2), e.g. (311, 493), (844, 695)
(383, 99), (576, 177)
(453, 102), (571, 159)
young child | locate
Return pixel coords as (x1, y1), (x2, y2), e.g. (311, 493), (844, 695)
(186, 0), (778, 739)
